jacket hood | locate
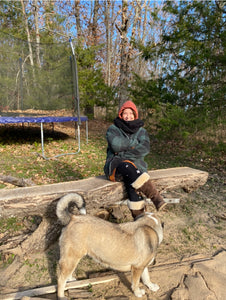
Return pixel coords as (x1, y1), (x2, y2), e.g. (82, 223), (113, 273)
(118, 101), (138, 120)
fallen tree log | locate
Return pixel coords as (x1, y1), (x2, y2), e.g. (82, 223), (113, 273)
(0, 174), (35, 187)
(0, 167), (208, 218)
(0, 167), (208, 256)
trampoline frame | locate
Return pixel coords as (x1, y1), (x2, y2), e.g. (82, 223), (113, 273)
(0, 115), (88, 160)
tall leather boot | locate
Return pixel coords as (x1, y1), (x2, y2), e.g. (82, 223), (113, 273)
(130, 207), (145, 220)
(127, 198), (146, 220)
(132, 172), (167, 211)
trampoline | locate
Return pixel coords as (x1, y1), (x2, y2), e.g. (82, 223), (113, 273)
(0, 115), (88, 160)
(0, 38), (88, 159)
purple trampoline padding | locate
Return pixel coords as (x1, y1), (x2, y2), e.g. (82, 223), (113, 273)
(0, 116), (88, 124)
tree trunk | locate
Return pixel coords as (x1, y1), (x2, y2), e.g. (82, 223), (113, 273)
(117, 0), (130, 108)
(20, 0), (35, 107)
(33, 0), (41, 68)
(74, 0), (82, 42)
(104, 0), (111, 86)
(92, 0), (100, 46)
(20, 0), (34, 67)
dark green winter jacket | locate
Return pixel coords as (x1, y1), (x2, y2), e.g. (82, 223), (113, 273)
(104, 117), (150, 179)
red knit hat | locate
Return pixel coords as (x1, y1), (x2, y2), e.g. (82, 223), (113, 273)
(118, 101), (138, 119)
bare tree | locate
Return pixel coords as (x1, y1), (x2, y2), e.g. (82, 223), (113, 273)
(19, 0), (35, 110)
(115, 0), (151, 107)
(43, 0), (53, 31)
(33, 0), (41, 68)
(74, 0), (82, 42)
(20, 0), (34, 67)
(116, 0), (130, 107)
(104, 0), (115, 86)
(131, 0), (149, 77)
(92, 0), (100, 46)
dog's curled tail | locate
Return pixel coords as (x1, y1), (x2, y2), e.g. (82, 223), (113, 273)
(56, 193), (86, 226)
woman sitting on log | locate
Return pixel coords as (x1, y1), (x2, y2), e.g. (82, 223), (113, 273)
(104, 100), (167, 220)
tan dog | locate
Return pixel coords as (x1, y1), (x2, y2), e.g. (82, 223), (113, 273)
(56, 193), (163, 299)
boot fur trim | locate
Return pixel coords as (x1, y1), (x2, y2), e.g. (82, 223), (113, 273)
(127, 199), (145, 210)
(131, 172), (150, 190)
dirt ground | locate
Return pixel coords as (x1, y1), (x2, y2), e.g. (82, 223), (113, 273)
(0, 118), (225, 300)
(0, 174), (225, 300)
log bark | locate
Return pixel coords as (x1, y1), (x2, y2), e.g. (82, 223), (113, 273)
(0, 167), (208, 219)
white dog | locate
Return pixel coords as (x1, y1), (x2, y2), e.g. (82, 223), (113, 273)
(56, 193), (163, 299)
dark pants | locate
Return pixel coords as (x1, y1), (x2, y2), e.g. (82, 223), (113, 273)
(115, 161), (143, 203)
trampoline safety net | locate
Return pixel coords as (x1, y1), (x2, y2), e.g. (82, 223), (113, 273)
(0, 31), (77, 112)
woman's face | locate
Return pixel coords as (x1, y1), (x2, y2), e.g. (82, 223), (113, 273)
(122, 108), (135, 121)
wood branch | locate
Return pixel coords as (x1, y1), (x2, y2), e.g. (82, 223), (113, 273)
(0, 175), (35, 187)
(21, 297), (51, 300)
(0, 233), (30, 252)
(2, 275), (118, 300)
(115, 22), (122, 35)
(0, 167), (208, 219)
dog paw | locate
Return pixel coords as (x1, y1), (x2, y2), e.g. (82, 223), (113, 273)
(147, 282), (159, 292)
(134, 288), (145, 297)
